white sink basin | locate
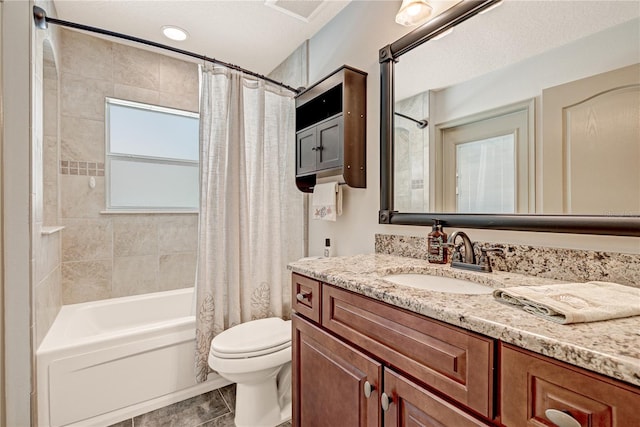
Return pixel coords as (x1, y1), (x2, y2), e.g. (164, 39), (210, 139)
(382, 274), (493, 294)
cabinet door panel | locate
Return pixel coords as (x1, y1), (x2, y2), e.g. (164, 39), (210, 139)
(322, 285), (494, 418)
(383, 369), (491, 427)
(500, 344), (640, 427)
(297, 127), (318, 175)
(293, 315), (381, 427)
(317, 116), (343, 171)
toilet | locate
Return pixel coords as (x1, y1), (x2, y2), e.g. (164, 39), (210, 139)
(208, 317), (292, 427)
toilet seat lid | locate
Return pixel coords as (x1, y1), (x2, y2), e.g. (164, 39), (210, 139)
(210, 317), (291, 358)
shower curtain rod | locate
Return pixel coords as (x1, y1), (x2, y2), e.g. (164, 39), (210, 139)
(394, 112), (428, 129)
(32, 6), (300, 94)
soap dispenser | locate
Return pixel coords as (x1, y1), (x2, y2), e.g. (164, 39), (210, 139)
(427, 220), (448, 264)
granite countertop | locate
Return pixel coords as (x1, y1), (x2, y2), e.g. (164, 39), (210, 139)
(288, 253), (640, 387)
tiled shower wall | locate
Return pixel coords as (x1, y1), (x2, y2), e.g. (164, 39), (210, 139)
(59, 29), (200, 304)
(33, 0), (63, 349)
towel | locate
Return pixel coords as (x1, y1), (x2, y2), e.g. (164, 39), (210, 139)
(492, 281), (640, 324)
(312, 182), (342, 221)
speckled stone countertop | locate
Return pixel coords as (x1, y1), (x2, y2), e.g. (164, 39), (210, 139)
(288, 254), (640, 387)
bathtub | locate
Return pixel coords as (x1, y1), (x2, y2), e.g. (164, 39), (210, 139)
(37, 288), (230, 427)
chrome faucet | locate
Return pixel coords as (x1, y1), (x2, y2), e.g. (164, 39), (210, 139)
(448, 231), (503, 272)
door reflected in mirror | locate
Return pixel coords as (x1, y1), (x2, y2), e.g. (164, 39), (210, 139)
(393, 1), (640, 215)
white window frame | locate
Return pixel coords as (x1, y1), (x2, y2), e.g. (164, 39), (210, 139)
(105, 98), (200, 212)
(433, 99), (535, 213)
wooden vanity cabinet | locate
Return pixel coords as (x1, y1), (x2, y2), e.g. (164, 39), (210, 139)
(291, 273), (495, 427)
(500, 343), (640, 427)
(293, 315), (381, 427)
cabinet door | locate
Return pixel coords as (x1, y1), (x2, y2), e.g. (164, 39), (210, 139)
(293, 314), (381, 427)
(297, 126), (318, 176)
(500, 344), (640, 427)
(382, 369), (491, 427)
(316, 116), (343, 171)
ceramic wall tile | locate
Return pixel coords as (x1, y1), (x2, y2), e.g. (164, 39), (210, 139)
(61, 218), (113, 262)
(35, 231), (60, 284)
(60, 116), (105, 163)
(158, 253), (197, 291)
(35, 266), (62, 348)
(60, 73), (113, 121)
(159, 55), (199, 97)
(62, 260), (112, 304)
(157, 214), (198, 254)
(43, 180), (59, 226)
(113, 216), (158, 257)
(113, 43), (160, 91)
(112, 83), (160, 107)
(60, 175), (105, 218)
(112, 255), (159, 297)
(61, 28), (113, 81)
(43, 77), (58, 137)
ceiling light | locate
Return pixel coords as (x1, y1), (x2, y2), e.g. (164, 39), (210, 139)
(162, 26), (189, 41)
(395, 0), (433, 27)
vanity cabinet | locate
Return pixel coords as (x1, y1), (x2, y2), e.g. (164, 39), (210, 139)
(291, 272), (640, 427)
(295, 66), (367, 192)
(291, 273), (495, 427)
(500, 343), (640, 427)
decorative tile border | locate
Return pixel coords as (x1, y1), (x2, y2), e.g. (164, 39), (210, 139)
(375, 234), (640, 287)
(60, 160), (104, 176)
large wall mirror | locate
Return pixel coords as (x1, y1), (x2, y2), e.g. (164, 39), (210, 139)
(379, 0), (640, 236)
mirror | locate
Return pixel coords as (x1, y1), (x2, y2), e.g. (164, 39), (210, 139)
(379, 0), (640, 235)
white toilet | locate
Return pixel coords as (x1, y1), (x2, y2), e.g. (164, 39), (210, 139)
(208, 317), (292, 427)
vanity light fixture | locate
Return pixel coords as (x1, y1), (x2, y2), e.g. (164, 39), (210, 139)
(395, 0), (433, 27)
(161, 25), (189, 41)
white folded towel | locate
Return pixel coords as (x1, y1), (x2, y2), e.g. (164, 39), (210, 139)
(493, 281), (640, 324)
(312, 182), (342, 221)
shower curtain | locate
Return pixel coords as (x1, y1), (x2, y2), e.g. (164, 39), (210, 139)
(195, 66), (304, 382)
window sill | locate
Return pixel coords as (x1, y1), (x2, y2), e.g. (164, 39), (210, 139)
(100, 210), (198, 215)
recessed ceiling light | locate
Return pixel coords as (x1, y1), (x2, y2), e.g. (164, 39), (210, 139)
(162, 26), (189, 41)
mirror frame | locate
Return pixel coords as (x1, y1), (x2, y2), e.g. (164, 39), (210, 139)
(378, 0), (640, 236)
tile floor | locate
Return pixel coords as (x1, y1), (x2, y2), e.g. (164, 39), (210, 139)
(108, 384), (292, 427)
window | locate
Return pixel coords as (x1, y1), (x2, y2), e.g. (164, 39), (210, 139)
(106, 98), (199, 211)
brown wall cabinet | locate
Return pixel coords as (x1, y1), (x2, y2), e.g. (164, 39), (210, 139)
(295, 66), (367, 192)
(291, 272), (640, 427)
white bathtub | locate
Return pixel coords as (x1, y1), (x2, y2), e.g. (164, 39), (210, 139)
(37, 288), (230, 427)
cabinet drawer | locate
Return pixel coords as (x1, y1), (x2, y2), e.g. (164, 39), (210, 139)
(322, 285), (495, 418)
(384, 368), (492, 427)
(500, 344), (640, 427)
(292, 273), (322, 323)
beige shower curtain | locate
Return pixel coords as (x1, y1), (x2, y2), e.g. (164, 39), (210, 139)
(195, 66), (303, 382)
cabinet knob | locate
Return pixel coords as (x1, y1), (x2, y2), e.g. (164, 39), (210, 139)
(545, 409), (581, 427)
(363, 381), (374, 398)
(296, 292), (310, 302)
(311, 146), (323, 151)
(381, 393), (392, 411)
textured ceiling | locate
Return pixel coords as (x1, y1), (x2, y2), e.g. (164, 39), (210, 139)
(51, 0), (352, 75)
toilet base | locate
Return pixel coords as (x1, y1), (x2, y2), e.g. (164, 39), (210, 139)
(233, 375), (291, 427)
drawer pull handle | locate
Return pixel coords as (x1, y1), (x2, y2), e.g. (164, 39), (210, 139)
(545, 409), (581, 427)
(381, 393), (392, 411)
(363, 381), (374, 398)
(296, 292), (311, 302)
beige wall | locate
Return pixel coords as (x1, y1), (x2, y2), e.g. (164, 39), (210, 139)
(58, 29), (201, 304)
(304, 0), (639, 257)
